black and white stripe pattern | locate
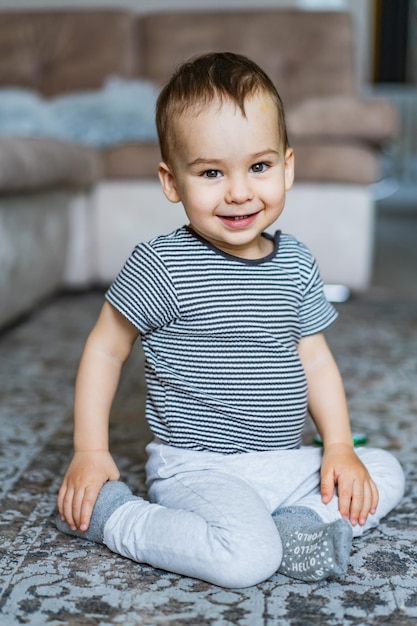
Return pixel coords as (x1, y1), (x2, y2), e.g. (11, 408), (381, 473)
(106, 227), (337, 454)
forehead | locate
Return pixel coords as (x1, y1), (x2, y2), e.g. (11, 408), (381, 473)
(173, 93), (281, 144)
(163, 91), (288, 169)
(179, 91), (278, 122)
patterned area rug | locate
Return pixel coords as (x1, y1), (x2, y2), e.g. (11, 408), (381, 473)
(1, 292), (417, 626)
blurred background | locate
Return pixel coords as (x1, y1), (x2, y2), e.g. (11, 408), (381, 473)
(0, 0), (416, 332)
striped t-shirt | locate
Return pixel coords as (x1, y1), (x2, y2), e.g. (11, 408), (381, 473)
(106, 226), (337, 454)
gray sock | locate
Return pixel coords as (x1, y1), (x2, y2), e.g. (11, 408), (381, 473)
(273, 506), (353, 582)
(56, 480), (139, 543)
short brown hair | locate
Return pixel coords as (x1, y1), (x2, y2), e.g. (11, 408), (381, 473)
(156, 52), (289, 165)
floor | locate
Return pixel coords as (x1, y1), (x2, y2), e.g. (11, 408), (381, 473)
(1, 191), (417, 625)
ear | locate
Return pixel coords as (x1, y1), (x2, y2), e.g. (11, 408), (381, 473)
(158, 162), (181, 203)
(284, 148), (295, 191)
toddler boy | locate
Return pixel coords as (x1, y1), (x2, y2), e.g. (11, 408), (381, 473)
(57, 52), (404, 588)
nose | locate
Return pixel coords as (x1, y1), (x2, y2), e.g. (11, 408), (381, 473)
(225, 173), (254, 204)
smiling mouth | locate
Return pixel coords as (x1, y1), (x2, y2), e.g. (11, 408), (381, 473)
(221, 212), (259, 221)
(218, 211), (261, 229)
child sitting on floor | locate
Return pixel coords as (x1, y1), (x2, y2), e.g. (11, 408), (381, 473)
(57, 52), (405, 588)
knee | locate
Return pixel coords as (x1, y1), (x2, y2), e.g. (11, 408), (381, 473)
(380, 450), (405, 501)
(209, 526), (282, 588)
(371, 448), (404, 488)
(359, 448), (405, 507)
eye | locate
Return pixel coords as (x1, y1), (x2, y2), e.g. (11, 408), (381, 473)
(250, 162), (268, 173)
(202, 169), (222, 178)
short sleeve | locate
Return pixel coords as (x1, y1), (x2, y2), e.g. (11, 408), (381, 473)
(298, 245), (338, 337)
(105, 242), (180, 334)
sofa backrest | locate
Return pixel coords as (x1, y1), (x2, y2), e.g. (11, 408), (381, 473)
(140, 10), (356, 106)
(0, 8), (356, 106)
(0, 10), (138, 96)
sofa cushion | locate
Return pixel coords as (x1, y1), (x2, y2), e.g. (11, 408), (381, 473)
(103, 143), (161, 179)
(291, 141), (380, 184)
(0, 88), (60, 137)
(287, 96), (399, 144)
(141, 10), (355, 106)
(0, 11), (138, 96)
(49, 78), (158, 147)
(0, 79), (158, 147)
(0, 137), (102, 193)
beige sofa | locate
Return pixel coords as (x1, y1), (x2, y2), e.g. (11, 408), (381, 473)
(0, 9), (397, 329)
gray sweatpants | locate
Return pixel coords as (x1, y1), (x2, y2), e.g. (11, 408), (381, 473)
(103, 441), (405, 587)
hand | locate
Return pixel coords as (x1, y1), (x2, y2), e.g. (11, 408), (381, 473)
(57, 450), (120, 532)
(320, 443), (379, 526)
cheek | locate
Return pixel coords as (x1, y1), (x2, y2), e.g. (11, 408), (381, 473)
(186, 181), (219, 210)
(262, 179), (286, 204)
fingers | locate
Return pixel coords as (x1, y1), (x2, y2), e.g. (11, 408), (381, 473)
(360, 478), (379, 522)
(370, 478), (379, 514)
(57, 451), (121, 533)
(337, 479), (355, 522)
(320, 449), (380, 527)
(57, 482), (102, 532)
(337, 476), (379, 526)
(320, 468), (336, 505)
(57, 481), (73, 527)
(78, 485), (101, 531)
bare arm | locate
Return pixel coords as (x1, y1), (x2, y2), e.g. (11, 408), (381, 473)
(57, 301), (139, 531)
(298, 333), (378, 526)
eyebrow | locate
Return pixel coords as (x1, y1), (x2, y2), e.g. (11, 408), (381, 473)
(187, 158), (223, 167)
(187, 150), (280, 168)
